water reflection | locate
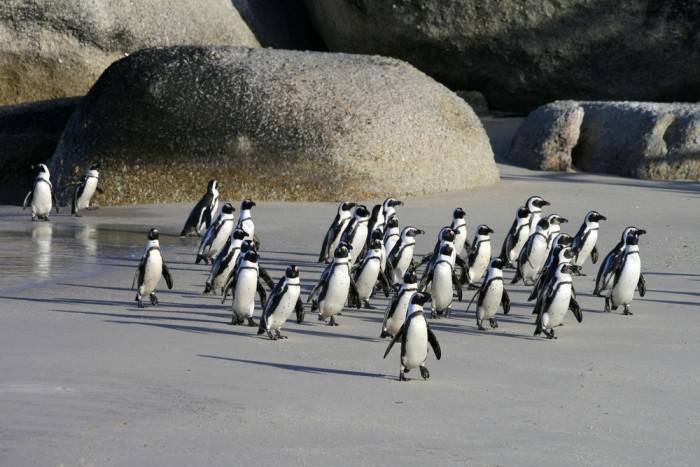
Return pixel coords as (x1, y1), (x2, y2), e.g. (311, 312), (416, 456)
(75, 224), (97, 257)
(31, 223), (53, 279)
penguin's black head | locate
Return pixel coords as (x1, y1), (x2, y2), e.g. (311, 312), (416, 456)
(453, 207), (466, 219)
(89, 162), (101, 171)
(517, 206), (530, 218)
(411, 292), (431, 306)
(244, 250), (259, 263)
(537, 218), (550, 231)
(404, 227), (425, 238)
(241, 199), (256, 210)
(478, 224), (494, 236)
(560, 263), (576, 275)
(240, 239), (255, 253)
(403, 269), (418, 284)
(371, 204), (382, 218)
(354, 205), (370, 218)
(548, 214), (568, 225)
(386, 215), (399, 228)
(490, 257), (505, 269)
(222, 203), (235, 214)
(528, 195), (550, 209)
(341, 202), (357, 211)
(370, 239), (383, 250)
(207, 179), (218, 192)
(440, 227), (455, 242)
(286, 264), (300, 278)
(588, 211), (607, 222)
(147, 228), (159, 240)
(439, 244), (454, 256)
(625, 227), (646, 245)
(334, 244), (350, 259)
(232, 228), (247, 240)
(561, 247), (575, 260)
(371, 228), (384, 240)
(385, 197), (403, 208)
(33, 163), (49, 175)
(555, 233), (573, 247)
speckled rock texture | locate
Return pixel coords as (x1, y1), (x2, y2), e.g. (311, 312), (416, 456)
(507, 101), (584, 171)
(0, 97), (81, 204)
(304, 0), (700, 112)
(0, 0), (259, 105)
(506, 101), (700, 180)
(48, 46), (498, 205)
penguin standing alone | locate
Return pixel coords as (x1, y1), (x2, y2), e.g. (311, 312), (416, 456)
(23, 164), (59, 221)
(605, 227), (647, 315)
(180, 180), (219, 237)
(467, 257), (511, 330)
(132, 229), (173, 308)
(72, 163), (104, 216)
(257, 265), (305, 339)
(593, 227), (643, 297)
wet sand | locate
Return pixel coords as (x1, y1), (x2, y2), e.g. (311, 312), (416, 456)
(1, 160), (699, 466)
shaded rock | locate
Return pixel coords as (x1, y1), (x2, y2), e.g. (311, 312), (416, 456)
(0, 0), (259, 105)
(0, 97), (81, 204)
(507, 101), (584, 171)
(455, 91), (489, 116)
(49, 46), (498, 205)
(304, 0), (700, 113)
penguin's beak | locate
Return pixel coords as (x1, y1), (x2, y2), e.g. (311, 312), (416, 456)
(558, 217), (568, 224)
(392, 200), (404, 207)
(486, 226), (494, 234)
(415, 229), (425, 235)
(542, 200), (550, 206)
(598, 214), (607, 221)
(637, 229), (646, 235)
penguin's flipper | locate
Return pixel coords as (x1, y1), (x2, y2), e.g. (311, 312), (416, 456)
(455, 255), (468, 279)
(259, 265), (275, 289)
(22, 189), (33, 209)
(318, 226), (333, 263)
(569, 296), (583, 323)
(426, 323), (441, 360)
(256, 279), (267, 305)
(501, 288), (511, 314)
(295, 297), (305, 323)
(383, 325), (404, 358)
(132, 254), (146, 290)
(591, 245), (599, 264)
(637, 273), (646, 297)
(257, 309), (268, 335)
(452, 273), (463, 301)
(349, 276), (361, 310)
(528, 275), (543, 301)
(221, 271), (238, 304)
(162, 262), (174, 289)
(465, 288), (480, 313)
(378, 270), (392, 297)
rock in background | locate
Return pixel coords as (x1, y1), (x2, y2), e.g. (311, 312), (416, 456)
(0, 0), (259, 105)
(507, 101), (700, 180)
(304, 0), (700, 113)
(49, 46), (498, 204)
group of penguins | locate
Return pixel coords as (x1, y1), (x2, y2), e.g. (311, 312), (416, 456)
(20, 166), (647, 381)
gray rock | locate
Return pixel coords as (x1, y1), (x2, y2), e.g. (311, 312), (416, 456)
(0, 0), (259, 105)
(507, 101), (584, 171)
(506, 100), (700, 180)
(304, 1), (700, 113)
(455, 91), (489, 117)
(49, 46), (498, 205)
(0, 97), (81, 204)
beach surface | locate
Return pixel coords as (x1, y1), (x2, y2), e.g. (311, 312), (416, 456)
(1, 156), (699, 466)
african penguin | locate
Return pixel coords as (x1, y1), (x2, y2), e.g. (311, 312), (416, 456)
(307, 243), (359, 326)
(23, 164), (59, 221)
(381, 269), (418, 338)
(341, 204), (370, 265)
(533, 263), (582, 339)
(525, 195), (550, 232)
(464, 224), (494, 287)
(204, 228), (247, 294)
(605, 228), (647, 315)
(545, 214), (569, 254)
(528, 244), (576, 304)
(593, 227), (643, 297)
(499, 206), (531, 268)
(382, 197), (403, 227)
(131, 229), (173, 308)
(257, 265), (305, 339)
(228, 250), (268, 326)
(365, 204), (385, 252)
(318, 202), (356, 263)
(72, 163), (104, 216)
(424, 244), (462, 318)
(180, 179), (219, 237)
(512, 218), (550, 286)
(386, 226), (425, 285)
(451, 207), (469, 257)
(196, 202), (235, 265)
(221, 239), (275, 300)
(383, 292), (442, 381)
(466, 257), (511, 330)
(237, 198), (259, 247)
(572, 211), (607, 270)
(352, 238), (391, 309)
(383, 215), (401, 269)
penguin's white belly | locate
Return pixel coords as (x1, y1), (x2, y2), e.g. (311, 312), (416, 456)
(240, 219), (254, 240)
(140, 253), (163, 296)
(320, 270), (350, 318)
(510, 229), (530, 263)
(478, 281), (503, 320)
(349, 226), (368, 264)
(356, 260), (380, 300)
(77, 178), (97, 209)
(208, 223), (233, 257)
(612, 255), (640, 306)
(267, 288), (300, 331)
(32, 183), (52, 216)
(212, 250), (240, 291)
(469, 248), (490, 283)
(385, 292), (414, 336)
(402, 320), (428, 369)
(393, 246), (414, 282)
(547, 227), (561, 251)
(233, 269), (258, 318)
(544, 283), (571, 329)
(574, 231), (598, 267)
(384, 236), (398, 260)
(432, 264), (453, 311)
(522, 239), (547, 282)
(379, 247), (387, 272)
(454, 230), (467, 256)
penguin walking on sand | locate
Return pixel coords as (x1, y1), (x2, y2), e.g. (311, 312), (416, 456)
(525, 195), (550, 232)
(352, 239), (391, 309)
(257, 265), (305, 339)
(383, 292), (442, 381)
(604, 227), (647, 315)
(381, 270), (419, 338)
(528, 238), (575, 303)
(180, 180), (219, 237)
(237, 199), (260, 247)
(386, 226), (425, 285)
(221, 240), (275, 299)
(204, 228), (247, 294)
(23, 164), (59, 221)
(341, 204), (370, 265)
(463, 225), (494, 287)
(512, 218), (550, 286)
(382, 197), (403, 227)
(451, 208), (469, 258)
(196, 203), (235, 265)
(533, 263), (583, 339)
(365, 205), (385, 251)
(418, 228), (467, 286)
(318, 202), (356, 263)
(423, 244), (462, 318)
(72, 163), (104, 216)
(132, 229), (173, 308)
(307, 243), (360, 326)
(227, 250), (268, 326)
(466, 257), (511, 330)
(593, 227), (643, 297)
(499, 206), (531, 268)
(383, 215), (401, 267)
(572, 211), (607, 271)
(544, 214), (568, 254)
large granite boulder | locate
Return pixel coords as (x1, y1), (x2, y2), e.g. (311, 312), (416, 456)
(49, 46), (498, 205)
(0, 97), (81, 204)
(0, 0), (259, 105)
(304, 1), (700, 113)
(506, 101), (700, 180)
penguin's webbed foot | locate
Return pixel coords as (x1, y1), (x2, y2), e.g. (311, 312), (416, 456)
(623, 306), (633, 316)
(247, 318), (257, 327)
(267, 331), (276, 340)
(317, 314), (326, 322)
(445, 307), (452, 318)
(419, 366), (430, 380)
(328, 316), (339, 326)
(489, 318), (498, 329)
(276, 331), (287, 339)
(149, 293), (159, 306)
(430, 310), (438, 319)
(136, 298), (145, 309)
(363, 300), (375, 310)
(604, 297), (611, 313)
(380, 330), (389, 338)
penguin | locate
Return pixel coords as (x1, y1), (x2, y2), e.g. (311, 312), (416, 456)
(525, 195), (550, 232)
(227, 250), (268, 326)
(418, 227), (467, 284)
(306, 243), (360, 326)
(593, 227), (643, 296)
(131, 228), (173, 308)
(180, 179), (219, 237)
(195, 202), (235, 265)
(386, 226), (425, 285)
(203, 228), (247, 294)
(365, 204), (385, 252)
(605, 228), (647, 315)
(383, 215), (401, 269)
(220, 239), (275, 299)
(318, 202), (356, 263)
(71, 163), (104, 217)
(512, 218), (550, 286)
(533, 263), (583, 339)
(466, 257), (511, 330)
(499, 206), (531, 268)
(383, 292), (441, 381)
(528, 244), (576, 304)
(572, 211), (607, 270)
(352, 238), (391, 309)
(341, 204), (370, 265)
(257, 265), (305, 339)
(382, 197), (403, 227)
(545, 214), (569, 253)
(422, 244), (463, 318)
(381, 269), (419, 338)
(451, 207), (469, 257)
(23, 164), (59, 221)
(370, 227), (388, 274)
(463, 224), (494, 287)
(237, 199), (259, 247)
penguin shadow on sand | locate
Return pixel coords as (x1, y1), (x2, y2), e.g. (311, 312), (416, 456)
(53, 308), (232, 325)
(198, 354), (393, 380)
(104, 319), (255, 338)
